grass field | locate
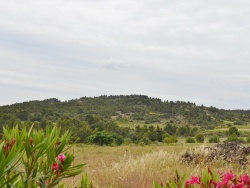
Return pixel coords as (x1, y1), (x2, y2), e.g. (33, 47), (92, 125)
(206, 124), (250, 135)
(62, 143), (250, 188)
(61, 123), (250, 187)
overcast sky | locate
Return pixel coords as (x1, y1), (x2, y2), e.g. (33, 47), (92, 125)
(0, 0), (250, 110)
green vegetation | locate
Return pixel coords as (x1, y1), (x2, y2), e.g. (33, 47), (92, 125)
(185, 137), (196, 143)
(208, 136), (220, 143)
(1, 95), (250, 187)
(0, 95), (250, 145)
(195, 134), (204, 143)
(163, 136), (178, 144)
(0, 126), (87, 187)
(87, 131), (123, 146)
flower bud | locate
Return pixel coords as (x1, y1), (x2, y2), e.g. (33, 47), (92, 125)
(57, 153), (66, 162)
(52, 163), (59, 170)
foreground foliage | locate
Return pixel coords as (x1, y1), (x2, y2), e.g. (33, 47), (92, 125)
(154, 168), (250, 188)
(0, 126), (90, 187)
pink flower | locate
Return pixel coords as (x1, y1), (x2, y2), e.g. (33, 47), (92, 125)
(223, 171), (235, 182)
(216, 180), (229, 188)
(186, 176), (200, 186)
(57, 153), (66, 162)
(52, 163), (59, 170)
(233, 183), (244, 188)
(239, 174), (250, 184)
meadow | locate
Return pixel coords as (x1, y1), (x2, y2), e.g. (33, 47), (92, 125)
(63, 142), (250, 188)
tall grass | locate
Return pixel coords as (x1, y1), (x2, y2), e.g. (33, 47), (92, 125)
(98, 150), (182, 188)
(63, 144), (250, 188)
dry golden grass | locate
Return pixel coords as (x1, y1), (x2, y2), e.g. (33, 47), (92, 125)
(63, 143), (250, 188)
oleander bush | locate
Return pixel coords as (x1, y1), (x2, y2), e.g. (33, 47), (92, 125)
(154, 168), (250, 188)
(0, 125), (91, 187)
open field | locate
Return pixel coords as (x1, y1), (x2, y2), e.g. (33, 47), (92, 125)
(63, 143), (250, 188)
(205, 124), (250, 135)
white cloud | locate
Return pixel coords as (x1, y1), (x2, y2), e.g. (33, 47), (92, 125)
(102, 58), (128, 70)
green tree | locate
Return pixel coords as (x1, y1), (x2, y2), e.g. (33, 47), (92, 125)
(226, 133), (243, 142)
(177, 126), (190, 136)
(164, 123), (177, 135)
(88, 131), (123, 146)
(190, 127), (198, 137)
(57, 116), (92, 142)
(156, 125), (163, 142)
(147, 125), (158, 141)
(16, 110), (29, 121)
(228, 126), (240, 136)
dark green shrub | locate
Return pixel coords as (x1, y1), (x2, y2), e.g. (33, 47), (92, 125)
(139, 137), (151, 145)
(228, 127), (240, 136)
(195, 134), (204, 143)
(225, 133), (244, 143)
(185, 137), (195, 143)
(87, 131), (123, 146)
(226, 133), (239, 142)
(208, 136), (220, 143)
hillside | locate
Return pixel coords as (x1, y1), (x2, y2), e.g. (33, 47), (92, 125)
(0, 95), (250, 144)
(1, 95), (250, 127)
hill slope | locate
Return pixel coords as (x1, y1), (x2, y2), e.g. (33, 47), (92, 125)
(0, 95), (249, 128)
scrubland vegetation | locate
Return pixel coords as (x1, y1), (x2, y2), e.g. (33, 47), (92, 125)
(64, 142), (250, 187)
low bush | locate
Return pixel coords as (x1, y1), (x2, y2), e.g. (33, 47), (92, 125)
(185, 137), (195, 143)
(225, 133), (245, 143)
(195, 134), (204, 143)
(139, 137), (151, 145)
(208, 136), (220, 143)
(163, 136), (178, 144)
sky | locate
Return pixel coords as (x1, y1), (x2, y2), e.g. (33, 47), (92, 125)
(0, 0), (250, 110)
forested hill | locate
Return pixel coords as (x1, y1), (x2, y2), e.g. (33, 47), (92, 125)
(0, 95), (250, 129)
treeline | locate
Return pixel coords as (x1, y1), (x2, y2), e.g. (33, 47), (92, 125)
(0, 95), (250, 145)
(1, 95), (250, 126)
(0, 113), (201, 145)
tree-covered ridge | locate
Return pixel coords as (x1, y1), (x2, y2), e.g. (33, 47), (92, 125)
(0, 95), (250, 145)
(0, 95), (249, 126)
